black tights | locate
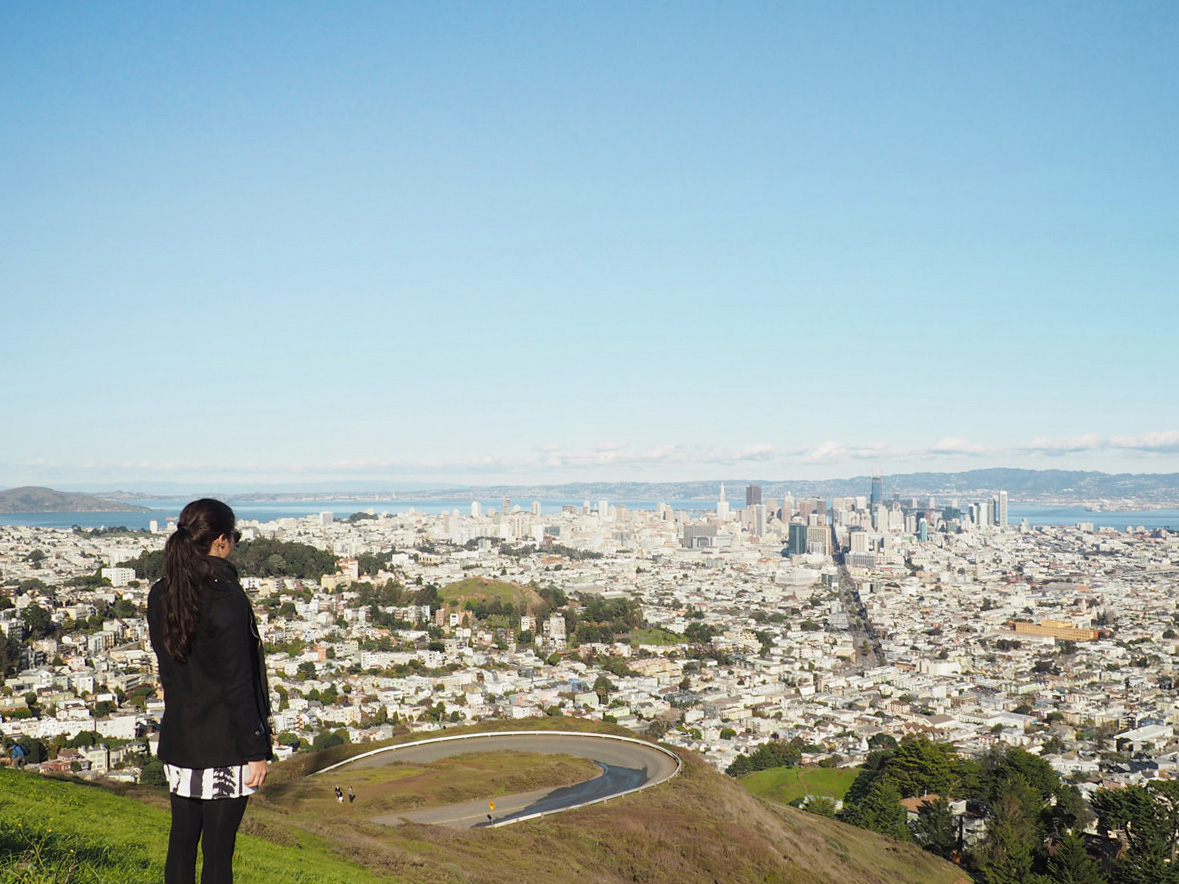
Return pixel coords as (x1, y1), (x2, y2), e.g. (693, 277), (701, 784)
(166, 794), (249, 884)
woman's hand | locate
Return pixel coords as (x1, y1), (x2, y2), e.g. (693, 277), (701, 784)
(245, 759), (269, 788)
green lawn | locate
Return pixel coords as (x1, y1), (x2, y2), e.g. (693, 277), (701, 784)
(631, 627), (685, 646)
(739, 766), (860, 806)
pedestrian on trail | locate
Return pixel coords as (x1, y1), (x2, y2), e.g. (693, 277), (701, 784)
(348, 785), (355, 804)
(148, 499), (273, 884)
(335, 784), (344, 803)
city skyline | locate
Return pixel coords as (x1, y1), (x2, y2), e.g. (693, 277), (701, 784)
(4, 3), (1177, 488)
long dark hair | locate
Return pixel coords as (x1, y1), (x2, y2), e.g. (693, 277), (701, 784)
(161, 498), (236, 662)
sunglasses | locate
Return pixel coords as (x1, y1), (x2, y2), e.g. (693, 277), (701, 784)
(231, 529), (242, 544)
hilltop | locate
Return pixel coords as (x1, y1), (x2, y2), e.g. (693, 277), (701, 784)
(0, 485), (148, 513)
(2, 722), (970, 884)
(437, 577), (544, 612)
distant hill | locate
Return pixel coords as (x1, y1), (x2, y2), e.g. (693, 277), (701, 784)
(444, 469), (1179, 503)
(150, 468), (1179, 505)
(438, 576), (544, 612)
(0, 486), (149, 513)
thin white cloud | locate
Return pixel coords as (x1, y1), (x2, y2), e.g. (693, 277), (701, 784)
(928, 437), (992, 457)
(1016, 431), (1179, 457)
(13, 428), (1179, 486)
(1109, 431), (1179, 453)
(1019, 434), (1103, 455)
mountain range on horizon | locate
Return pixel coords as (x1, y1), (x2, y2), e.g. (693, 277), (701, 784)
(5, 468), (1179, 510)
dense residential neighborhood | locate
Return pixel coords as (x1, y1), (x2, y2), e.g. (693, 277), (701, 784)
(2, 489), (1177, 811)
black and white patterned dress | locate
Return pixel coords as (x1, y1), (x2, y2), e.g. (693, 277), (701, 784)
(164, 762), (257, 799)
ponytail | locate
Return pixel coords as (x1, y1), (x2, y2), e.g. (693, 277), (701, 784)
(160, 499), (236, 662)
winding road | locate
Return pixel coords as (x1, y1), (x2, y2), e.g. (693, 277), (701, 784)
(314, 730), (681, 828)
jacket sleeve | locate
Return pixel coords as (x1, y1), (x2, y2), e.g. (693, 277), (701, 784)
(206, 588), (272, 762)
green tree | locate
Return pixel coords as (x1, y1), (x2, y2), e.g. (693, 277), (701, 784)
(839, 780), (910, 841)
(140, 759), (166, 786)
(21, 604), (58, 640)
(971, 793), (1040, 884)
(117, 549), (165, 582)
(911, 795), (958, 859)
(16, 737), (47, 764)
(593, 675), (616, 703)
(1045, 832), (1106, 884)
(806, 796), (838, 817)
(1091, 780), (1179, 884)
(311, 729), (348, 752)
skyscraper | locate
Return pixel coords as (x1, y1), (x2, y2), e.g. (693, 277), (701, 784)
(717, 484), (730, 521)
(870, 476), (884, 508)
(787, 523), (808, 556)
(997, 490), (1008, 528)
(746, 484), (762, 507)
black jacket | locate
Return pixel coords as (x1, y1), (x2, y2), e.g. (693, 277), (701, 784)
(148, 557), (273, 768)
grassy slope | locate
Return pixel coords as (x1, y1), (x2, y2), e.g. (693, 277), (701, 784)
(255, 722), (969, 884)
(257, 748), (969, 884)
(740, 766), (860, 805)
(0, 769), (391, 884)
(3, 721), (970, 884)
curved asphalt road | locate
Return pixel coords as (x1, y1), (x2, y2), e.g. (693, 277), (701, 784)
(317, 731), (680, 828)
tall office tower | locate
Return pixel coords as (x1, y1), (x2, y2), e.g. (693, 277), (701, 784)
(598, 499), (609, 521)
(752, 503), (767, 537)
(870, 476), (884, 508)
(531, 501), (541, 516)
(501, 497), (511, 516)
(787, 522), (808, 556)
(983, 498), (994, 527)
(471, 500), (482, 518)
(717, 484), (730, 521)
(746, 484), (762, 507)
(918, 518), (928, 542)
(997, 490), (1008, 528)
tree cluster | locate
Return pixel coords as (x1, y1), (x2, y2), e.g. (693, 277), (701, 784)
(725, 738), (804, 776)
(836, 737), (1102, 883)
(232, 538), (337, 579)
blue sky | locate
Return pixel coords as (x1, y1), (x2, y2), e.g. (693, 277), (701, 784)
(3, 2), (1177, 489)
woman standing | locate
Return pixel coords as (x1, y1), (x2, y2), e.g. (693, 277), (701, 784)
(147, 499), (273, 884)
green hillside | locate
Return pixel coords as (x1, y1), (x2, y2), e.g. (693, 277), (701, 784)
(0, 769), (389, 884)
(3, 723), (969, 884)
(437, 577), (542, 610)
